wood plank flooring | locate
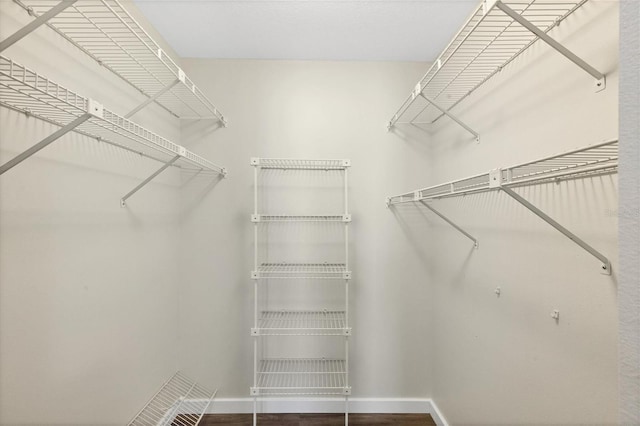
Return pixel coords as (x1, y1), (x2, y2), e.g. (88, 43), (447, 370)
(197, 413), (436, 425)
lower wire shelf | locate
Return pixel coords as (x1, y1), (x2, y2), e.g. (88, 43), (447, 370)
(253, 263), (350, 279)
(254, 310), (349, 336)
(128, 371), (216, 426)
(252, 359), (349, 396)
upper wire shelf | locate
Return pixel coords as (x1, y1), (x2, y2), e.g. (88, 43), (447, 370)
(252, 215), (350, 223)
(0, 56), (226, 175)
(389, 0), (598, 129)
(251, 158), (350, 170)
(252, 359), (349, 396)
(128, 371), (216, 426)
(14, 0), (226, 122)
(387, 139), (618, 204)
(254, 310), (349, 336)
(252, 263), (350, 280)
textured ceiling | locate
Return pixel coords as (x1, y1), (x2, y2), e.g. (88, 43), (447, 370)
(132, 0), (477, 61)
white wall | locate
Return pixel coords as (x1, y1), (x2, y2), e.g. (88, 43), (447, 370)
(177, 59), (435, 399)
(0, 2), (189, 424)
(399, 1), (619, 424)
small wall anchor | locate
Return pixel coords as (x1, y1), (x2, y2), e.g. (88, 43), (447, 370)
(494, 287), (501, 297)
(551, 310), (560, 321)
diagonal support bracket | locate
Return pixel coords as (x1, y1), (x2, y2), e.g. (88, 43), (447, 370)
(0, 0), (78, 53)
(500, 186), (611, 274)
(419, 200), (479, 248)
(419, 93), (480, 142)
(125, 78), (181, 119)
(0, 112), (93, 175)
(495, 0), (606, 92)
(120, 154), (181, 207)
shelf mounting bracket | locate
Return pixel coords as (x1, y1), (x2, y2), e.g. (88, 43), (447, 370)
(120, 154), (181, 207)
(0, 0), (78, 53)
(418, 92), (480, 142)
(494, 0), (606, 92)
(419, 200), (479, 248)
(500, 186), (611, 274)
(124, 78), (181, 119)
(0, 99), (102, 175)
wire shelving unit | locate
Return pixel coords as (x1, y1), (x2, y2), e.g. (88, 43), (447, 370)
(0, 56), (226, 204)
(387, 139), (618, 273)
(127, 371), (216, 426)
(255, 359), (348, 396)
(250, 157), (352, 425)
(6, 0), (226, 123)
(388, 0), (605, 139)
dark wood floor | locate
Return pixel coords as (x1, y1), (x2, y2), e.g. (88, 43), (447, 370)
(196, 413), (436, 425)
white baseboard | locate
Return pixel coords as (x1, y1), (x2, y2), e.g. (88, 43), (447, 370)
(206, 397), (448, 426)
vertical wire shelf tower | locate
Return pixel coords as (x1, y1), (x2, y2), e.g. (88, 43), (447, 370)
(250, 158), (352, 426)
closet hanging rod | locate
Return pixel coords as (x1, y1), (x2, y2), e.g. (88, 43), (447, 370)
(7, 0), (226, 123)
(388, 0), (605, 133)
(0, 56), (227, 205)
(387, 139), (618, 273)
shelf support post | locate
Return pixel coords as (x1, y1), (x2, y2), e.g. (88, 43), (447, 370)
(494, 0), (606, 91)
(500, 186), (611, 274)
(0, 112), (92, 175)
(124, 78), (181, 119)
(120, 154), (181, 207)
(419, 93), (480, 142)
(419, 200), (479, 248)
(0, 0), (78, 53)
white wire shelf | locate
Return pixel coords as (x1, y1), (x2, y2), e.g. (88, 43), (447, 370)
(252, 359), (349, 396)
(128, 371), (216, 426)
(252, 214), (350, 223)
(13, 0), (225, 122)
(253, 310), (349, 336)
(0, 56), (225, 175)
(251, 158), (350, 170)
(389, 0), (600, 129)
(387, 139), (618, 204)
(252, 263), (351, 280)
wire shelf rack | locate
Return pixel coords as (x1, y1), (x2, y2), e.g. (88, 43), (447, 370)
(252, 158), (350, 170)
(14, 0), (225, 122)
(254, 359), (348, 396)
(254, 263), (350, 279)
(389, 0), (592, 127)
(388, 139), (618, 204)
(256, 215), (348, 222)
(256, 310), (348, 336)
(0, 56), (225, 174)
(128, 371), (216, 426)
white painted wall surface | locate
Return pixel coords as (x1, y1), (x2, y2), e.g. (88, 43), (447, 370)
(0, 2), (191, 424)
(177, 59), (435, 399)
(397, 1), (620, 424)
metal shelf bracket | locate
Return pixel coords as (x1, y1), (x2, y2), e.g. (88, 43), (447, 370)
(124, 78), (181, 119)
(499, 185), (612, 274)
(494, 0), (606, 92)
(419, 200), (479, 248)
(0, 99), (102, 176)
(0, 0), (77, 53)
(120, 153), (181, 207)
(417, 89), (480, 142)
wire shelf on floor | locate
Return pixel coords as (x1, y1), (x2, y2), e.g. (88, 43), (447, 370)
(255, 310), (348, 336)
(253, 359), (348, 396)
(252, 158), (350, 170)
(254, 215), (349, 223)
(389, 0), (592, 127)
(254, 263), (350, 279)
(0, 56), (225, 174)
(128, 371), (216, 426)
(388, 139), (618, 204)
(14, 0), (225, 122)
